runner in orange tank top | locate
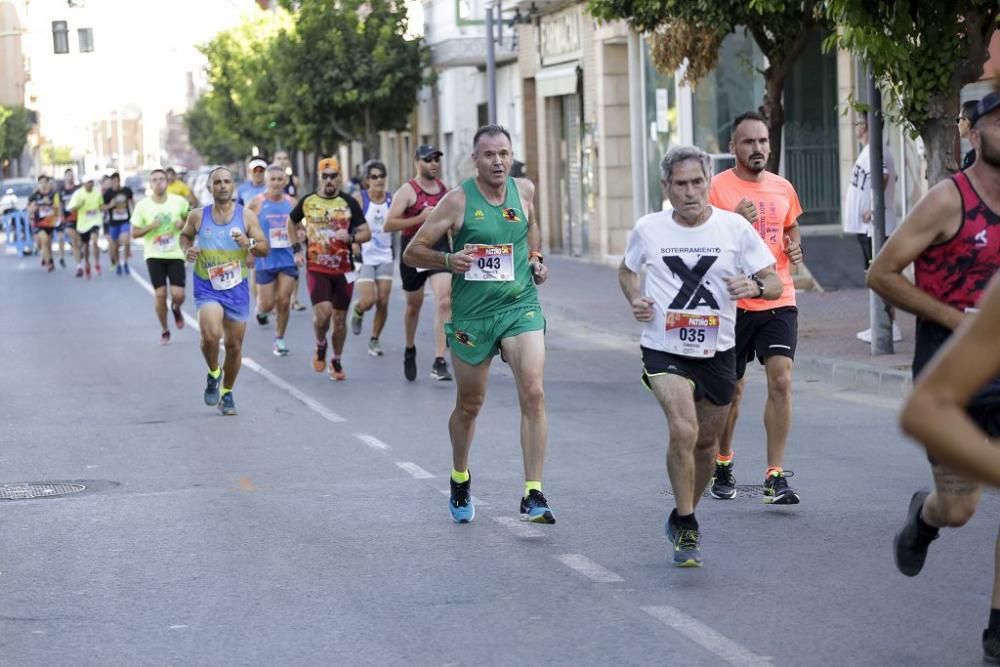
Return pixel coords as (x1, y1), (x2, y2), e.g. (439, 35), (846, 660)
(706, 111), (804, 505)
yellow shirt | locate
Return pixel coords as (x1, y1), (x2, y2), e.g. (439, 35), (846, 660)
(167, 180), (193, 200)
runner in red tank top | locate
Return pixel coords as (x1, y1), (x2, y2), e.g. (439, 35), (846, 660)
(869, 89), (1000, 662)
(385, 144), (454, 382)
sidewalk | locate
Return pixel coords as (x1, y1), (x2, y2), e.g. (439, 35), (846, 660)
(540, 256), (914, 399)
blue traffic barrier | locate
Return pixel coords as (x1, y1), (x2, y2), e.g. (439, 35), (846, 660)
(3, 210), (33, 256)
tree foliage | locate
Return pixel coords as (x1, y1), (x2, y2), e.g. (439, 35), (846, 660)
(588, 0), (827, 172)
(187, 0), (429, 163)
(0, 105), (32, 165)
(827, 1), (1000, 184)
(275, 0), (429, 156)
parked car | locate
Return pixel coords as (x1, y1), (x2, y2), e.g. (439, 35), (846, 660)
(0, 177), (36, 213)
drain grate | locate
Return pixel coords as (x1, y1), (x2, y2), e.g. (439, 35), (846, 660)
(0, 482), (87, 500)
(663, 485), (765, 499)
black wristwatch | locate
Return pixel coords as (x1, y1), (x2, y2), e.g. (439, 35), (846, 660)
(752, 276), (765, 298)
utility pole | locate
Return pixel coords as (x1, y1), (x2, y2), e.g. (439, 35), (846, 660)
(485, 2), (497, 124)
(867, 69), (893, 355)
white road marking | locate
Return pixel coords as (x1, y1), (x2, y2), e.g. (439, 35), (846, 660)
(169, 625), (189, 630)
(830, 390), (902, 410)
(492, 516), (545, 538)
(131, 270), (346, 423)
(641, 605), (773, 666)
(395, 461), (435, 479)
(553, 554), (624, 583)
(355, 433), (390, 450)
(242, 359), (347, 423)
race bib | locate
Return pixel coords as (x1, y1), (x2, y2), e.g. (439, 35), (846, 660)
(208, 260), (242, 291)
(85, 209), (100, 218)
(664, 310), (720, 358)
(39, 206), (54, 218)
(464, 243), (514, 282)
(269, 226), (291, 248)
(111, 209), (129, 221)
(153, 233), (178, 253)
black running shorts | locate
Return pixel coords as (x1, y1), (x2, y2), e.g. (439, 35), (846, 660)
(400, 233), (450, 293)
(146, 258), (186, 289)
(641, 346), (737, 406)
(734, 306), (798, 380)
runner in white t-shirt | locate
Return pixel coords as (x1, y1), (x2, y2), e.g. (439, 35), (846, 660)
(350, 160), (394, 357)
(619, 145), (780, 568)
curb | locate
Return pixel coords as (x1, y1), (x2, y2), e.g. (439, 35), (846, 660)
(794, 355), (912, 399)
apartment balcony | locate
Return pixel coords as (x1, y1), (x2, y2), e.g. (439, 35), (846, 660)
(429, 35), (518, 69)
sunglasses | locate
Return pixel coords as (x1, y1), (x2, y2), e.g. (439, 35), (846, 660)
(956, 116), (968, 124)
(421, 156), (440, 163)
(252, 167), (265, 172)
(368, 173), (386, 179)
(320, 172), (340, 180)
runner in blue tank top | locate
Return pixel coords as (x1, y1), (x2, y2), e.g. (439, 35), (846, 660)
(247, 164), (299, 356)
(180, 167), (269, 416)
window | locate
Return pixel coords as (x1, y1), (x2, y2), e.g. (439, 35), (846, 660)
(78, 28), (94, 53)
(52, 21), (69, 54)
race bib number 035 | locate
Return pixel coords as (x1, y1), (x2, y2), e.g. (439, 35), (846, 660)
(464, 243), (514, 282)
(664, 310), (720, 358)
(208, 260), (242, 291)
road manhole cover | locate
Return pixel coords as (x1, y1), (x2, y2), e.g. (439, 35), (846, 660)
(663, 485), (765, 499)
(0, 482), (88, 500)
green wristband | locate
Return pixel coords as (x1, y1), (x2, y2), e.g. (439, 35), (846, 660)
(444, 252), (451, 271)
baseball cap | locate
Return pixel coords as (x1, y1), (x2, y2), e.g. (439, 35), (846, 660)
(415, 144), (443, 160)
(317, 156), (340, 173)
(248, 157), (268, 171)
(970, 90), (1000, 127)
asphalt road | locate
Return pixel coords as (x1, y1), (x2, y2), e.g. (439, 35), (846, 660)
(0, 250), (996, 666)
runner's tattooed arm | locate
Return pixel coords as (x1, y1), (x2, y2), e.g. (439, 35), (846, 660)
(901, 272), (1000, 487)
(868, 179), (966, 330)
(383, 182), (426, 232)
(404, 187), (475, 272)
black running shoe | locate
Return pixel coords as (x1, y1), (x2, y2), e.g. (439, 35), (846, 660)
(449, 473), (474, 523)
(430, 357), (452, 381)
(893, 489), (938, 577)
(984, 627), (1000, 663)
(762, 470), (800, 505)
(666, 513), (702, 568)
(256, 312), (269, 326)
(710, 461), (736, 499)
(404, 346), (417, 382)
(519, 489), (555, 524)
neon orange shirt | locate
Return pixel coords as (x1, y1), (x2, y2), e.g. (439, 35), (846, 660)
(708, 169), (801, 310)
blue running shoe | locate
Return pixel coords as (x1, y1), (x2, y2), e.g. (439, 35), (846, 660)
(123, 263), (130, 275)
(519, 489), (555, 524)
(666, 514), (702, 568)
(449, 474), (475, 523)
(219, 392), (237, 416)
(204, 372), (221, 406)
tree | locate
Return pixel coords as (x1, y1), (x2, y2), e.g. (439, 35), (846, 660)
(186, 9), (294, 163)
(275, 0), (430, 158)
(0, 105), (32, 167)
(587, 0), (828, 172)
(827, 1), (999, 185)
(184, 95), (242, 166)
(42, 145), (73, 166)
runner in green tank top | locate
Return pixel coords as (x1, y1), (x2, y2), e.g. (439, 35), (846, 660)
(403, 124), (555, 526)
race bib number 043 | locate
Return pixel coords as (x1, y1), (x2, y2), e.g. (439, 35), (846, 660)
(664, 310), (720, 358)
(464, 243), (514, 282)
